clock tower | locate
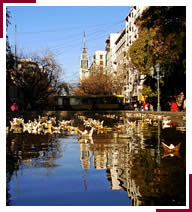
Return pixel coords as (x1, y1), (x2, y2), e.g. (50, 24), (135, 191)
(79, 32), (89, 82)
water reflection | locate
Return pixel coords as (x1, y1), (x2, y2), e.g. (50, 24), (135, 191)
(80, 113), (186, 206)
(6, 112), (186, 206)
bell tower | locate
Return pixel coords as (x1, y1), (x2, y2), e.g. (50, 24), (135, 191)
(79, 32), (89, 82)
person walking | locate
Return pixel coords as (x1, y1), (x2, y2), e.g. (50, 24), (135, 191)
(170, 99), (179, 111)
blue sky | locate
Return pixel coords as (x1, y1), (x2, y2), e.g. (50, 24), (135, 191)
(7, 6), (131, 84)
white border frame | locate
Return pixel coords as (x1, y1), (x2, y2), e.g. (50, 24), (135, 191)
(1, 1), (191, 211)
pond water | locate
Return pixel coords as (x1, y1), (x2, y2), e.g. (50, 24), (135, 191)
(6, 112), (186, 206)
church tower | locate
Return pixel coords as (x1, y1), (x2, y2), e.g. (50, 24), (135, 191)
(79, 32), (89, 82)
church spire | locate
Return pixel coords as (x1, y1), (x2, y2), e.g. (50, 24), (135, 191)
(84, 32), (86, 49)
(79, 31), (89, 82)
(83, 31), (87, 54)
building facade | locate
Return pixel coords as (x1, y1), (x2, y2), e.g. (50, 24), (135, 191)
(124, 6), (148, 102)
(81, 6), (148, 101)
(114, 28), (127, 96)
(105, 33), (120, 75)
(89, 50), (107, 76)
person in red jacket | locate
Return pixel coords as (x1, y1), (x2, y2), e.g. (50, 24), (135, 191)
(171, 99), (179, 111)
(142, 101), (148, 111)
(10, 102), (18, 112)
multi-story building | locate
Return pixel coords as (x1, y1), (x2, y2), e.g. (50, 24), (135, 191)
(105, 33), (120, 75)
(89, 50), (107, 76)
(79, 32), (89, 82)
(80, 7), (148, 101)
(124, 6), (148, 102)
(114, 28), (127, 96)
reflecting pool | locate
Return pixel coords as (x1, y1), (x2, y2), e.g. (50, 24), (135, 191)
(6, 111), (186, 206)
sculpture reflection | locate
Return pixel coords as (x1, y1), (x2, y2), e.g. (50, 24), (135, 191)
(6, 112), (186, 206)
(77, 117), (185, 206)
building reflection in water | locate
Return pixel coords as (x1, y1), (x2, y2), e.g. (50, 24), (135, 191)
(78, 120), (185, 206)
(6, 112), (186, 206)
(79, 142), (92, 192)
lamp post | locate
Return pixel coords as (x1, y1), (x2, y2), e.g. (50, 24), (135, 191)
(156, 64), (161, 112)
(150, 64), (161, 111)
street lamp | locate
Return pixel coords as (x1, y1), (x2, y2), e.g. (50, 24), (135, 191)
(150, 64), (161, 112)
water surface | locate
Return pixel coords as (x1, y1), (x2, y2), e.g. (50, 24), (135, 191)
(6, 112), (186, 206)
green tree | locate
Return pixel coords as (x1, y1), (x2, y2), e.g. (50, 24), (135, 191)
(129, 6), (186, 102)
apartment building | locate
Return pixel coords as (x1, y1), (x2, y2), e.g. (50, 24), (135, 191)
(89, 50), (107, 76)
(124, 6), (148, 102)
(81, 6), (148, 101)
(114, 28), (128, 96)
(125, 6), (147, 47)
(105, 33), (120, 75)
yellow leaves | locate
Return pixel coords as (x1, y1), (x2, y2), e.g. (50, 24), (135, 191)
(75, 70), (125, 95)
(148, 40), (153, 46)
(142, 85), (157, 97)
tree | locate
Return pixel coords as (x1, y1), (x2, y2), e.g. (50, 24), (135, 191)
(6, 11), (69, 111)
(6, 49), (67, 110)
(57, 82), (72, 96)
(14, 53), (62, 109)
(129, 6), (186, 99)
(6, 9), (16, 110)
(74, 72), (112, 95)
(74, 67), (124, 96)
(6, 9), (12, 55)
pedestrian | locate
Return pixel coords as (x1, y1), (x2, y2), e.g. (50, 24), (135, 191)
(176, 92), (185, 111)
(128, 103), (134, 110)
(137, 101), (142, 111)
(170, 98), (179, 112)
(142, 101), (148, 111)
(149, 104), (154, 111)
(10, 102), (18, 112)
(134, 102), (138, 111)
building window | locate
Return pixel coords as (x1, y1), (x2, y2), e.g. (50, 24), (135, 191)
(58, 97), (63, 106)
(100, 55), (103, 59)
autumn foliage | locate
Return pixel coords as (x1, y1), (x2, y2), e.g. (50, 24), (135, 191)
(129, 6), (186, 97)
(74, 71), (123, 96)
